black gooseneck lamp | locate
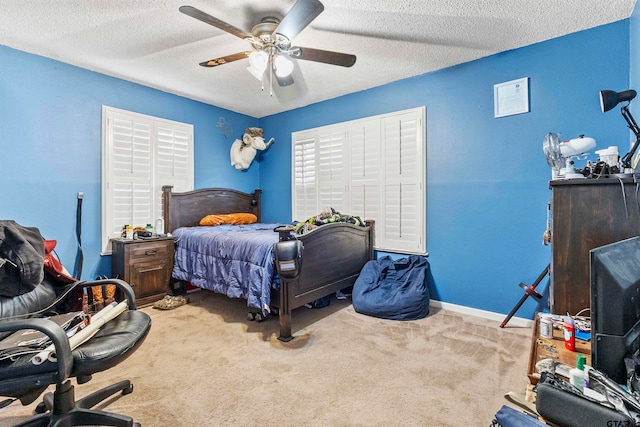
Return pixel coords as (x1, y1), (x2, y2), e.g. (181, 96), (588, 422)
(600, 89), (640, 169)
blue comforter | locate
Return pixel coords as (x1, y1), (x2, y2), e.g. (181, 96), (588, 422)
(172, 223), (284, 313)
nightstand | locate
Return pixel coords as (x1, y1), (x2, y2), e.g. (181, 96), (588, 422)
(111, 237), (174, 307)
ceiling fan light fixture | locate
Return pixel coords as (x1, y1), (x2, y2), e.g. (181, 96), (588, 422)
(247, 65), (265, 81)
(247, 51), (268, 81)
(248, 51), (268, 71)
(274, 54), (294, 78)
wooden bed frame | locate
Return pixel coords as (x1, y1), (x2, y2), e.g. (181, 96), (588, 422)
(162, 186), (375, 341)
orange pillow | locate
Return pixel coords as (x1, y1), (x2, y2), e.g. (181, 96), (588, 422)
(199, 213), (258, 226)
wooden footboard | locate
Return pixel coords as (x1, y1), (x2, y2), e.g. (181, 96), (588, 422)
(275, 220), (375, 341)
(162, 186), (375, 341)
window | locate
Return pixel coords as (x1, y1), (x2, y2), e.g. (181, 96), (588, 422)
(292, 107), (426, 254)
(101, 106), (193, 253)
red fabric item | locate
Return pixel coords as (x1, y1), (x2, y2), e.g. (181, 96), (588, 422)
(43, 239), (76, 284)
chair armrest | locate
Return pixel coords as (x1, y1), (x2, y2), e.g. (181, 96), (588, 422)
(0, 318), (73, 383)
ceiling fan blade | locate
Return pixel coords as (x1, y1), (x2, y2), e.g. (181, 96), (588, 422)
(199, 52), (252, 68)
(179, 6), (253, 40)
(275, 0), (324, 41)
(290, 47), (356, 67)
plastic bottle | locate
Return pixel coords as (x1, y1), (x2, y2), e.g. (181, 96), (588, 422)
(146, 223), (153, 236)
(539, 314), (553, 338)
(125, 225), (133, 239)
(155, 218), (165, 236)
(570, 354), (586, 392)
(563, 316), (576, 351)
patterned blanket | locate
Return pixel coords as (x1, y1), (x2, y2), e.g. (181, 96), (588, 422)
(294, 208), (364, 235)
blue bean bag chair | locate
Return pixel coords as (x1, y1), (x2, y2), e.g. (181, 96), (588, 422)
(352, 255), (430, 320)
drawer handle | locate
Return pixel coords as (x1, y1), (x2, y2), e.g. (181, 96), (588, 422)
(145, 249), (157, 256)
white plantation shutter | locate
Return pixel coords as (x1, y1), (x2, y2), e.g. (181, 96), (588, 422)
(105, 114), (153, 240)
(349, 119), (380, 224)
(381, 111), (423, 252)
(317, 126), (347, 213)
(155, 122), (193, 216)
(292, 107), (426, 254)
(293, 132), (318, 221)
(111, 183), (154, 235)
(102, 106), (193, 253)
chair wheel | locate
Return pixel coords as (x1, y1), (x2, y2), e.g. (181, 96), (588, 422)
(271, 307), (279, 316)
(122, 383), (134, 395)
(35, 402), (48, 414)
(254, 313), (264, 322)
(247, 312), (256, 321)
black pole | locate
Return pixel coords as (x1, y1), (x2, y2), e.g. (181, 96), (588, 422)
(500, 264), (550, 328)
(74, 192), (84, 280)
(619, 105), (640, 169)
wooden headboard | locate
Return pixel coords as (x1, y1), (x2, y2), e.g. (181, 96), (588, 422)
(162, 186), (262, 233)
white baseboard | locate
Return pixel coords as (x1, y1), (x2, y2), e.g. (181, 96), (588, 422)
(429, 300), (534, 328)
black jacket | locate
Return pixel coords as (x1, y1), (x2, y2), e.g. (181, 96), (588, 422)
(0, 220), (45, 297)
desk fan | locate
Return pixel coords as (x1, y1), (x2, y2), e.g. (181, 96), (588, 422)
(543, 133), (596, 179)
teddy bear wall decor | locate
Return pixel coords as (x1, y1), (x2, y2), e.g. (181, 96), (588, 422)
(230, 127), (274, 170)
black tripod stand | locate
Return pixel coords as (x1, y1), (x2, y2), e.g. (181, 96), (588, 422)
(500, 264), (550, 328)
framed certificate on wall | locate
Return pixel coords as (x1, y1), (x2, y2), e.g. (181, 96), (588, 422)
(494, 77), (529, 118)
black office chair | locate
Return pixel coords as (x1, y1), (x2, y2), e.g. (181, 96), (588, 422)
(0, 277), (151, 427)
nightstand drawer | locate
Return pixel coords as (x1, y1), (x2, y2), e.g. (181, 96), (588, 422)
(128, 240), (172, 262)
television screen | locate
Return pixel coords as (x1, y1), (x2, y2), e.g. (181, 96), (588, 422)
(590, 236), (640, 384)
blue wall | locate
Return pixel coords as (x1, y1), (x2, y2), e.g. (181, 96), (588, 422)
(0, 45), (259, 280)
(0, 18), (632, 320)
(258, 20), (631, 319)
(632, 3), (640, 109)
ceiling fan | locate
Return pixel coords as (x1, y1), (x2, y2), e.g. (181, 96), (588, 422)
(179, 0), (356, 93)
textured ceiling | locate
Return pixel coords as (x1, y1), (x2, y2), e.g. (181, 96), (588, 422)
(0, 0), (636, 118)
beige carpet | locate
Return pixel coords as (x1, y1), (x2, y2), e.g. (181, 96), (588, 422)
(1, 291), (532, 426)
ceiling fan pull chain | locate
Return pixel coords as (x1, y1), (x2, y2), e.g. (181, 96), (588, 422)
(269, 57), (274, 97)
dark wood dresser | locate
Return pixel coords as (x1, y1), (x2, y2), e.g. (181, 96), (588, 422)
(111, 237), (175, 307)
(550, 178), (640, 315)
